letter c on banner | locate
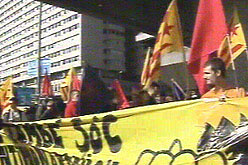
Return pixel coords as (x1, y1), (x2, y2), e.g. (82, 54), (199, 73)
(102, 115), (122, 153)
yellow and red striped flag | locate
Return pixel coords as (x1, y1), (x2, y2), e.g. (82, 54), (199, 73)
(0, 77), (14, 115)
(218, 7), (246, 67)
(218, 36), (232, 68)
(143, 0), (184, 89)
(141, 47), (152, 86)
(60, 68), (78, 102)
(230, 8), (246, 59)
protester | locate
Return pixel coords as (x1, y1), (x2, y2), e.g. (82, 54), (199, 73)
(164, 95), (174, 102)
(55, 97), (66, 118)
(190, 90), (200, 99)
(107, 88), (119, 111)
(185, 90), (200, 100)
(147, 82), (165, 104)
(77, 65), (114, 115)
(136, 90), (156, 106)
(24, 103), (37, 121)
(201, 57), (245, 98)
(35, 97), (48, 120)
(39, 98), (59, 120)
(64, 90), (80, 118)
(130, 85), (142, 107)
(2, 97), (22, 122)
(111, 80), (130, 110)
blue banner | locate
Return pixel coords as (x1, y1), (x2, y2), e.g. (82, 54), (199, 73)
(27, 58), (51, 77)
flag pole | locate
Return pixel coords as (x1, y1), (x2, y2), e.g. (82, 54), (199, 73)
(245, 47), (248, 65)
(37, 2), (43, 97)
(175, 0), (189, 99)
(244, 47), (248, 78)
(226, 34), (239, 88)
(181, 47), (190, 100)
(171, 78), (186, 100)
(141, 47), (152, 87)
(170, 79), (177, 100)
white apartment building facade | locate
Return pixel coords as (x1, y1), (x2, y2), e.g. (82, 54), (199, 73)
(0, 0), (126, 95)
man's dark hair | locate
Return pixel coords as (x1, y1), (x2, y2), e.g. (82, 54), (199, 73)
(205, 57), (226, 77)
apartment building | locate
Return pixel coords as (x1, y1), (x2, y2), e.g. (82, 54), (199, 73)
(0, 0), (127, 95)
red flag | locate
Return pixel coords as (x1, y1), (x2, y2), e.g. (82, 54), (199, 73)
(41, 73), (53, 97)
(72, 75), (81, 91)
(187, 0), (227, 95)
(112, 80), (130, 110)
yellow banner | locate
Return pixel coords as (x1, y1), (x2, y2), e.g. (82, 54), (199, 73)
(1, 97), (248, 164)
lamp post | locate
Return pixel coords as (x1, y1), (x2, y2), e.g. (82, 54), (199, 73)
(36, 2), (43, 96)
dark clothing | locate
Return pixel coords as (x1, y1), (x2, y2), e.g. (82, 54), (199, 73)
(56, 99), (66, 118)
(25, 105), (37, 121)
(35, 104), (46, 120)
(39, 109), (57, 120)
(78, 65), (113, 116)
(144, 97), (156, 106)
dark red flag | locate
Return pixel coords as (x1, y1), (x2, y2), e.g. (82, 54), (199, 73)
(187, 0), (227, 95)
(112, 79), (130, 110)
(41, 73), (53, 97)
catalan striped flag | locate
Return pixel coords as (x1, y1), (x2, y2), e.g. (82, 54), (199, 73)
(218, 7), (246, 67)
(143, 0), (184, 89)
(0, 77), (14, 115)
(141, 47), (152, 86)
(229, 7), (246, 60)
(218, 36), (231, 68)
(60, 68), (81, 102)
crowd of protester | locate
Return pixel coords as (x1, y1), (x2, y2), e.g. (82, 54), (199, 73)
(0, 81), (200, 123)
(3, 57), (243, 123)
